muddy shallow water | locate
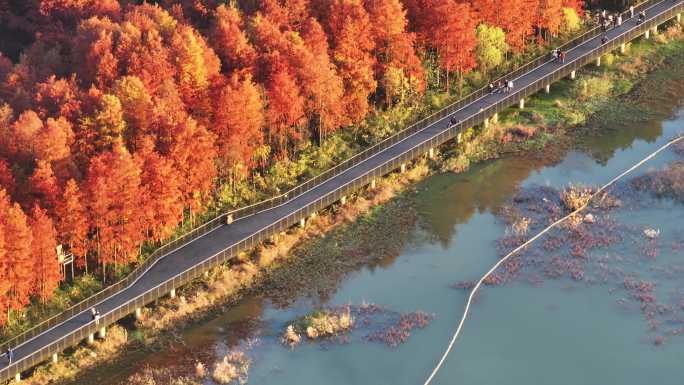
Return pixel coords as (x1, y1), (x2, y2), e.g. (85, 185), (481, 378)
(73, 99), (684, 384)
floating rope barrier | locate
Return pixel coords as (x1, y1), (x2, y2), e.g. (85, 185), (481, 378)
(422, 134), (684, 385)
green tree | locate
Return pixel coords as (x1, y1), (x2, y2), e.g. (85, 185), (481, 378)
(475, 24), (508, 78)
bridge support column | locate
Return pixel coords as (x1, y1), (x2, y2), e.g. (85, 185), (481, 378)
(483, 117), (490, 129)
(677, 13), (681, 23)
(135, 307), (142, 320)
(99, 327), (106, 339)
(651, 26), (658, 36)
(545, 84), (551, 94)
(226, 214), (233, 225)
(645, 29), (650, 39)
(52, 353), (58, 363)
(428, 148), (435, 159)
(620, 43), (626, 54)
(340, 195), (347, 205)
(596, 56), (601, 67)
(400, 163), (406, 173)
(14, 373), (20, 382)
(88, 333), (95, 345)
(492, 113), (499, 124)
(519, 98), (525, 109)
(370, 178), (377, 189)
(299, 218), (306, 228)
(170, 288), (176, 299)
(570, 70), (576, 80)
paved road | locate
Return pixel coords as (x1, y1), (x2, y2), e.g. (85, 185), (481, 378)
(1, 0), (681, 380)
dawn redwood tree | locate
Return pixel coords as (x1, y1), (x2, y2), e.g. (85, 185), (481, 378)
(0, 158), (15, 197)
(211, 4), (257, 74)
(135, 139), (184, 242)
(428, 0), (479, 94)
(323, 0), (377, 123)
(30, 204), (61, 303)
(0, 198), (34, 317)
(0, 189), (11, 323)
(212, 73), (265, 178)
(32, 75), (83, 122)
(536, 0), (565, 40)
(112, 75), (154, 150)
(28, 159), (61, 216)
(469, 0), (536, 52)
(85, 144), (143, 279)
(55, 179), (89, 272)
(170, 24), (221, 121)
(265, 63), (306, 155)
(476, 24), (509, 78)
(165, 116), (217, 219)
(364, 0), (424, 106)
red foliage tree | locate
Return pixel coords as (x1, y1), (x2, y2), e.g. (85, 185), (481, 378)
(427, 0), (479, 94)
(0, 158), (15, 197)
(0, 197), (34, 316)
(29, 204), (60, 303)
(28, 160), (61, 215)
(135, 139), (184, 242)
(55, 179), (89, 271)
(265, 63), (306, 154)
(211, 4), (256, 74)
(85, 144), (143, 278)
(365, 0), (425, 105)
(322, 0), (377, 123)
(33, 75), (83, 122)
(213, 73), (265, 174)
(469, 0), (536, 52)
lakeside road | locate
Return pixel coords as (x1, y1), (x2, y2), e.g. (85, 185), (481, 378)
(2, 0), (683, 381)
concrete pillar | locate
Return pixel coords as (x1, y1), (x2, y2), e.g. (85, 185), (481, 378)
(88, 333), (95, 345)
(483, 117), (490, 129)
(310, 212), (317, 219)
(170, 288), (176, 299)
(570, 70), (576, 80)
(99, 327), (106, 339)
(492, 113), (499, 124)
(226, 214), (233, 225)
(677, 13), (681, 23)
(370, 179), (376, 189)
(135, 307), (142, 320)
(15, 373), (20, 382)
(652, 26), (658, 36)
(400, 163), (406, 173)
(545, 84), (551, 94)
(299, 218), (306, 228)
(620, 43), (626, 54)
(596, 56), (601, 67)
(457, 133), (463, 144)
(428, 148), (435, 159)
(519, 98), (525, 109)
(340, 195), (347, 205)
(52, 353), (58, 364)
(645, 29), (650, 39)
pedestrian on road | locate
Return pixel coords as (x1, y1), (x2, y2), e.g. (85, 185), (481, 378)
(601, 35), (608, 45)
(91, 307), (100, 325)
(507, 79), (514, 91)
(6, 348), (13, 364)
(488, 83), (495, 93)
(638, 11), (646, 24)
(617, 14), (622, 26)
(559, 50), (566, 64)
(497, 80), (505, 92)
(552, 48), (558, 62)
(449, 116), (459, 126)
(612, 14), (619, 28)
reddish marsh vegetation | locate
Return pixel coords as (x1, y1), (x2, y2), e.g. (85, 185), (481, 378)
(453, 158), (684, 345)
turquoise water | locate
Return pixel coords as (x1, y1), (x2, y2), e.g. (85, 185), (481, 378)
(79, 108), (684, 384)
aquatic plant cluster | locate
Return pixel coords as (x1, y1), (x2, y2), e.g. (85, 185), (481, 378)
(453, 150), (684, 346)
(282, 303), (434, 349)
